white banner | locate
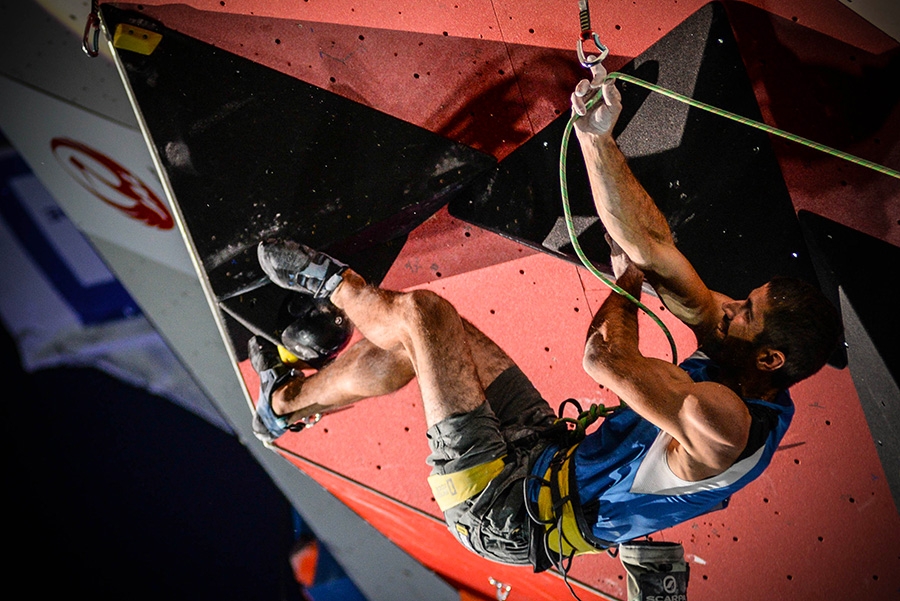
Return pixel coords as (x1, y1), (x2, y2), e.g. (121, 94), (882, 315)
(0, 75), (195, 276)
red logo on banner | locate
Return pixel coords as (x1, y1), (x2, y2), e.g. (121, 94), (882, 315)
(51, 138), (174, 230)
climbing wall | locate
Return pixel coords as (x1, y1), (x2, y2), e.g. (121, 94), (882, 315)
(101, 1), (900, 599)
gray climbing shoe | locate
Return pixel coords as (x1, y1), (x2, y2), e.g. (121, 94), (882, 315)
(257, 238), (347, 299)
(248, 336), (296, 443)
(249, 336), (326, 443)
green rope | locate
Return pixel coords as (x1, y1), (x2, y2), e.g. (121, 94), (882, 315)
(560, 99), (679, 364)
(609, 72), (900, 180)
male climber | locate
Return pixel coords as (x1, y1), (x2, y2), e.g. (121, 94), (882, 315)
(248, 66), (842, 571)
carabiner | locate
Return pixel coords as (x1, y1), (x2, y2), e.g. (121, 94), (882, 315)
(577, 31), (608, 69)
(576, 0), (608, 68)
(82, 4), (101, 57)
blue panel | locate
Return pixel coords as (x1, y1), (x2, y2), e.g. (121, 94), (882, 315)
(0, 153), (141, 325)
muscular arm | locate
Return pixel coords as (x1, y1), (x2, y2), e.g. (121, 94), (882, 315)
(584, 260), (750, 479)
(573, 79), (723, 341)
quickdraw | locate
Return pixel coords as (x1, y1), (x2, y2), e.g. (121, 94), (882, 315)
(576, 0), (608, 68)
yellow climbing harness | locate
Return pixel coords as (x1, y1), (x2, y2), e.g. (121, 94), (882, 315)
(527, 400), (617, 561)
(536, 444), (608, 557)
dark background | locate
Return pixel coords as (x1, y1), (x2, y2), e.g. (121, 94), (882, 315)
(1, 322), (304, 601)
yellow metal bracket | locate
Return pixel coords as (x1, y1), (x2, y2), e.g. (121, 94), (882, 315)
(113, 24), (162, 55)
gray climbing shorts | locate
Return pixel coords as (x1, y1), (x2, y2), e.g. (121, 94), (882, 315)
(425, 366), (556, 565)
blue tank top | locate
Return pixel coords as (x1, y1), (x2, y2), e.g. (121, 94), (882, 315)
(530, 351), (793, 544)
